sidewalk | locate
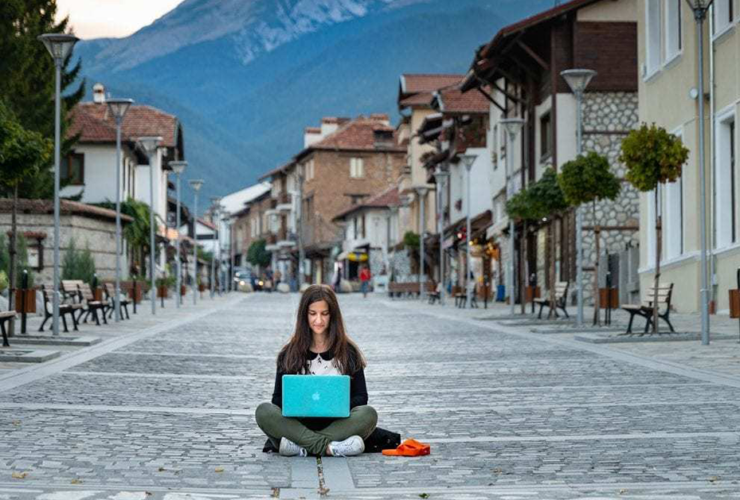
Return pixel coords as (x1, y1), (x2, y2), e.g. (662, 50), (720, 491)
(0, 291), (237, 373)
(379, 291), (740, 379)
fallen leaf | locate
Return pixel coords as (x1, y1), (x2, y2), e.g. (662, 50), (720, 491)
(492, 468), (503, 474)
(709, 476), (719, 483)
(214, 466), (224, 473)
(11, 472), (27, 479)
(157, 467), (166, 472)
(618, 489), (627, 495)
(71, 479), (82, 485)
(11, 420), (21, 426)
(419, 494), (429, 499)
(145, 492), (153, 497)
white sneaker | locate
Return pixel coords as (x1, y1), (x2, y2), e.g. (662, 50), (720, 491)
(328, 436), (365, 457)
(279, 437), (308, 457)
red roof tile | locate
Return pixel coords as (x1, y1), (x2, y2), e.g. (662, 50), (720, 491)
(0, 199), (133, 222)
(68, 102), (180, 147)
(310, 116), (405, 153)
(333, 186), (401, 220)
(437, 86), (489, 114)
(400, 74), (465, 95)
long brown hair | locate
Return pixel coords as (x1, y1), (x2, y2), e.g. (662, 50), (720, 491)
(278, 284), (366, 375)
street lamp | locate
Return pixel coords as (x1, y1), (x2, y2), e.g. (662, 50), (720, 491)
(500, 118), (525, 315)
(433, 166), (450, 305)
(137, 136), (163, 315)
(415, 187), (429, 301)
(38, 33), (79, 336)
(106, 98), (134, 322)
(460, 155), (477, 308)
(561, 68), (597, 327)
(210, 198), (222, 298)
(685, 0), (713, 345)
(189, 179), (204, 304)
(170, 161), (187, 308)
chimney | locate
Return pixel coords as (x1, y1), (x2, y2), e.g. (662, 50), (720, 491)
(304, 127), (322, 148)
(370, 113), (390, 127)
(320, 117), (340, 137)
(93, 83), (106, 104)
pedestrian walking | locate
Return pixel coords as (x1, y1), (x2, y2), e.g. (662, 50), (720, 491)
(255, 285), (377, 457)
(359, 265), (371, 298)
(332, 262), (342, 292)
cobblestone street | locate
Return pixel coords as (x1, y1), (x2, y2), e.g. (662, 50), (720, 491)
(1, 292), (740, 499)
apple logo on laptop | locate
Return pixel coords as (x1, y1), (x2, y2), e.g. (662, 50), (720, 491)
(312, 392), (321, 401)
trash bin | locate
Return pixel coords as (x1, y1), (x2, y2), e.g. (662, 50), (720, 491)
(496, 285), (506, 302)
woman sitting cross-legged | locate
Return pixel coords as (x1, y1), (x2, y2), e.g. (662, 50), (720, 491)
(255, 284), (378, 457)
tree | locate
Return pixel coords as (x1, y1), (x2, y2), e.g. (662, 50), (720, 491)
(0, 100), (50, 327)
(247, 239), (271, 269)
(619, 124), (689, 333)
(94, 198), (156, 278)
(61, 238), (96, 285)
(558, 152), (621, 324)
(0, 0), (85, 200)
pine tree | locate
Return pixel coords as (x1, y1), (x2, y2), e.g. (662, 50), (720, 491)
(0, 0), (85, 199)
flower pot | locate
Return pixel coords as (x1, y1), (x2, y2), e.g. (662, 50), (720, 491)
(598, 288), (619, 309)
(180, 285), (187, 296)
(729, 290), (740, 319)
(198, 284), (206, 293)
(525, 286), (541, 303)
(157, 286), (169, 299)
(14, 289), (36, 314)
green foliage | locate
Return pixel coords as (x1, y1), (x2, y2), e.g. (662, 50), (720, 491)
(558, 152), (621, 207)
(95, 198), (154, 250)
(197, 247), (213, 263)
(0, 233), (35, 288)
(403, 231), (420, 249)
(246, 239), (271, 268)
(508, 168), (569, 222)
(0, 100), (52, 188)
(0, 0), (85, 199)
(619, 123), (689, 192)
(505, 189), (539, 221)
(61, 238), (96, 285)
(0, 270), (7, 293)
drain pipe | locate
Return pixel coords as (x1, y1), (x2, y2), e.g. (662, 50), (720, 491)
(709, 5), (716, 312)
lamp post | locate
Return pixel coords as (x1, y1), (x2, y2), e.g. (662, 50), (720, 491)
(415, 187), (428, 301)
(210, 198), (222, 298)
(685, 0), (713, 345)
(460, 155), (477, 308)
(434, 166), (450, 305)
(137, 136), (163, 315)
(170, 161), (187, 308)
(189, 180), (204, 304)
(561, 69), (597, 327)
(500, 119), (525, 315)
(38, 33), (79, 336)
(106, 98), (134, 322)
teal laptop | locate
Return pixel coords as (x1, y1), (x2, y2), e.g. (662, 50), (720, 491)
(282, 375), (350, 418)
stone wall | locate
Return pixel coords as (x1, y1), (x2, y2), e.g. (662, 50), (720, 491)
(578, 91), (640, 304)
(0, 212), (123, 285)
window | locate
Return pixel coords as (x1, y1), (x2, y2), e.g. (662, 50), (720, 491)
(251, 216), (258, 237)
(665, 0), (682, 61)
(61, 152), (84, 185)
(305, 159), (315, 181)
(350, 157), (364, 178)
(491, 123), (499, 169)
(713, 0), (734, 35)
(539, 112), (553, 159)
(646, 0), (662, 75)
(716, 111), (737, 248)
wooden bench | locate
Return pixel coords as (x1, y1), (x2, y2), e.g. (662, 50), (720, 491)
(454, 285), (478, 309)
(62, 280), (108, 326)
(102, 282), (131, 320)
(388, 282), (421, 299)
(0, 311), (16, 347)
(428, 282), (442, 304)
(622, 283), (675, 334)
(534, 281), (570, 319)
(39, 285), (81, 333)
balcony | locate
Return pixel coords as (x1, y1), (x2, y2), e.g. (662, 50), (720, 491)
(277, 192), (292, 212)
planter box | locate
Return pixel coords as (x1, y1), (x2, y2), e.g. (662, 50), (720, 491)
(730, 290), (740, 319)
(14, 289), (36, 313)
(525, 286), (541, 303)
(93, 288), (104, 302)
(157, 286), (169, 298)
(198, 284), (206, 292)
(180, 285), (187, 296)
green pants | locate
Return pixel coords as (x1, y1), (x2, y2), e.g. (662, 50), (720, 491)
(255, 402), (378, 456)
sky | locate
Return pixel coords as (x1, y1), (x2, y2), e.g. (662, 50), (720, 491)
(56, 0), (183, 39)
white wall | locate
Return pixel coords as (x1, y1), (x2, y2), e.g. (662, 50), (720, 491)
(60, 143), (138, 203)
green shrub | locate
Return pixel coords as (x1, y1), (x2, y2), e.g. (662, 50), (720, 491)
(0, 270), (8, 293)
(247, 239), (271, 268)
(619, 123), (689, 192)
(0, 233), (35, 288)
(403, 231), (420, 249)
(558, 152), (621, 207)
(62, 238), (97, 285)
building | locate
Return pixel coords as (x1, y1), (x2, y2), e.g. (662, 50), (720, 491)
(462, 0), (641, 306)
(637, 0), (740, 313)
(261, 115), (406, 285)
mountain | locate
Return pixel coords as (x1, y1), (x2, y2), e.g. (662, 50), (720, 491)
(73, 0), (554, 206)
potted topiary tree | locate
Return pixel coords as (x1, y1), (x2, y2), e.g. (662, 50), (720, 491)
(619, 124), (689, 333)
(558, 152), (621, 325)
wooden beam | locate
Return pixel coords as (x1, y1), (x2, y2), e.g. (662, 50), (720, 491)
(475, 86), (507, 113)
(492, 81), (523, 105)
(516, 41), (549, 71)
(505, 53), (539, 82)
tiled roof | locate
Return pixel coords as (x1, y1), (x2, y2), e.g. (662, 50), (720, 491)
(259, 160), (295, 181)
(305, 127), (321, 133)
(437, 86), (489, 114)
(399, 92), (434, 108)
(333, 186), (401, 221)
(198, 218), (216, 231)
(0, 199), (133, 223)
(400, 74), (465, 95)
(309, 116), (405, 153)
(68, 102), (180, 147)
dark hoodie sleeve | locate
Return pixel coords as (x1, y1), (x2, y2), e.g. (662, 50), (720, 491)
(271, 367), (285, 408)
(350, 368), (368, 408)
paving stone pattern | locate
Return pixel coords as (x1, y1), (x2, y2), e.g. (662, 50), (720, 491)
(0, 293), (739, 499)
